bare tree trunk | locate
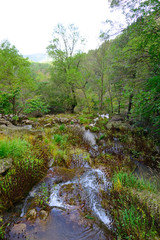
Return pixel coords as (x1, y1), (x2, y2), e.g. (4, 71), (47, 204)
(108, 87), (113, 113)
(100, 75), (104, 111)
(71, 87), (77, 113)
(127, 93), (134, 119)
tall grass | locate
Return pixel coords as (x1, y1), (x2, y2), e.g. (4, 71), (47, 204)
(111, 171), (158, 239)
(0, 135), (49, 212)
(112, 171), (157, 192)
(0, 138), (30, 159)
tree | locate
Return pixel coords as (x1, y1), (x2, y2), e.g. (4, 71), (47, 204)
(47, 24), (86, 113)
(0, 41), (33, 115)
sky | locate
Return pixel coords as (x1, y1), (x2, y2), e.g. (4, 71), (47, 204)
(0, 0), (125, 55)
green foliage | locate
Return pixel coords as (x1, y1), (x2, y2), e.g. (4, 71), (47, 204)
(0, 225), (5, 239)
(0, 92), (11, 115)
(132, 75), (160, 136)
(24, 96), (49, 115)
(0, 135), (49, 212)
(90, 126), (100, 132)
(0, 138), (30, 159)
(0, 40), (33, 115)
(112, 171), (156, 192)
(34, 183), (50, 209)
(52, 134), (68, 148)
(59, 124), (66, 131)
(115, 204), (157, 239)
(47, 24), (86, 113)
(111, 171), (159, 239)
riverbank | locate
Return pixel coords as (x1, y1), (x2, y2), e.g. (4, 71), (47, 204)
(0, 113), (159, 239)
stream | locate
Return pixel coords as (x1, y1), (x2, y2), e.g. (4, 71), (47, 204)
(10, 167), (112, 240)
(5, 127), (114, 240)
(4, 124), (160, 239)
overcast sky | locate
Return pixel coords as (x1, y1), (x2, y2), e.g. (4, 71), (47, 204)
(0, 0), (124, 55)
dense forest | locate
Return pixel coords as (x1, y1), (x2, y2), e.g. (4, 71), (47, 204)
(0, 1), (160, 239)
(0, 0), (159, 136)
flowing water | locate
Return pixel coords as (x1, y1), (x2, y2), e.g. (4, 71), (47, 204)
(7, 126), (114, 239)
(8, 166), (113, 240)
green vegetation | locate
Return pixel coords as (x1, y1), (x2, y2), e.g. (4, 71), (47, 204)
(111, 171), (159, 239)
(0, 137), (30, 158)
(0, 1), (160, 239)
(0, 134), (50, 212)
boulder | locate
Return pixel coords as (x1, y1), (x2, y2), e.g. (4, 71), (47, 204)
(0, 158), (13, 175)
(39, 210), (49, 220)
(106, 120), (131, 131)
(0, 119), (13, 127)
(22, 119), (34, 125)
(27, 208), (37, 220)
(111, 114), (125, 122)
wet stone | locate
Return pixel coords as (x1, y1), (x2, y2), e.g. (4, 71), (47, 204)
(27, 208), (37, 220)
(39, 210), (49, 220)
(10, 223), (26, 235)
(0, 158), (12, 174)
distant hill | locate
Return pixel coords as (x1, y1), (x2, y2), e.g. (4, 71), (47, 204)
(24, 53), (51, 63)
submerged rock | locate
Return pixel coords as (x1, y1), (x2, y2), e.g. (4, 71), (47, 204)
(10, 223), (26, 235)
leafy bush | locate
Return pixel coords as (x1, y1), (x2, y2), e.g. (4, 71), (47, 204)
(24, 96), (49, 115)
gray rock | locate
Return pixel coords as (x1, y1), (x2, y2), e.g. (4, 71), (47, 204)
(0, 158), (13, 174)
(44, 123), (52, 128)
(22, 119), (34, 125)
(0, 119), (12, 126)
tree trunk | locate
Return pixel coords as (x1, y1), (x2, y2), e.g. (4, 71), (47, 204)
(100, 75), (104, 111)
(71, 87), (77, 113)
(12, 96), (16, 115)
(108, 87), (113, 113)
(127, 93), (134, 119)
(118, 100), (121, 114)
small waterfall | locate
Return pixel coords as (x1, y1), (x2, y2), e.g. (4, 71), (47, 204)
(79, 169), (111, 226)
(48, 168), (111, 227)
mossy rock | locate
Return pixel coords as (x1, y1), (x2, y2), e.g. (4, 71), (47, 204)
(106, 121), (131, 131)
(68, 147), (91, 167)
(53, 167), (77, 181)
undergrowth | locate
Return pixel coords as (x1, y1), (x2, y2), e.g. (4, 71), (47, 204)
(0, 135), (50, 212)
(111, 171), (159, 239)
